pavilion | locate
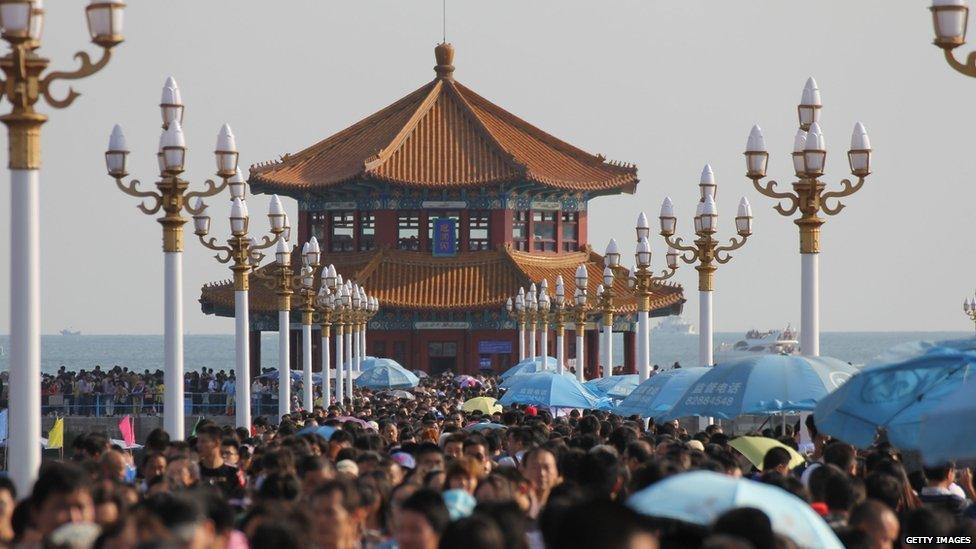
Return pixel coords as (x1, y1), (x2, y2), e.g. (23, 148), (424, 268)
(200, 43), (684, 377)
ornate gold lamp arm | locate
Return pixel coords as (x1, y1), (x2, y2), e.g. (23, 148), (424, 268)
(651, 266), (678, 283)
(251, 232), (283, 252)
(40, 48), (114, 109)
(820, 177), (865, 216)
(197, 234), (233, 264)
(944, 47), (976, 78)
(113, 177), (162, 215)
(184, 179), (228, 212)
(714, 234), (750, 264)
(750, 178), (800, 216)
(663, 234), (700, 264)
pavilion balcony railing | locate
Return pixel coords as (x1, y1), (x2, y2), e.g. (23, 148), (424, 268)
(32, 392), (295, 418)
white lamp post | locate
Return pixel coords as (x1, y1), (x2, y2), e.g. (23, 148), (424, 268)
(318, 264), (338, 407)
(527, 284), (538, 361)
(632, 222), (679, 381)
(334, 279), (346, 406)
(275, 236), (292, 418)
(538, 279), (551, 362)
(107, 79), (234, 442)
(598, 239), (621, 378)
(195, 192), (285, 427)
(573, 265), (589, 381)
(6, 0), (125, 495)
(343, 282), (354, 400)
(660, 166), (754, 367)
(553, 276), (568, 374)
(745, 79), (871, 357)
(516, 288), (526, 360)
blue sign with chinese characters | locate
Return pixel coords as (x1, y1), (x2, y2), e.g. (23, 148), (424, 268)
(478, 341), (513, 354)
(432, 217), (457, 257)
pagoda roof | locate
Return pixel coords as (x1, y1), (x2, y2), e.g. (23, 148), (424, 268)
(200, 246), (683, 317)
(249, 44), (638, 195)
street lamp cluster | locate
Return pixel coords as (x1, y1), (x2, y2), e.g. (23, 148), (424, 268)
(744, 77), (871, 357)
(2, 0), (126, 494)
(630, 214), (679, 381)
(100, 80), (294, 431)
(193, 184), (288, 429)
(112, 80), (329, 428)
(507, 272), (592, 381)
(660, 165), (754, 367)
(107, 78), (249, 437)
(311, 264), (379, 408)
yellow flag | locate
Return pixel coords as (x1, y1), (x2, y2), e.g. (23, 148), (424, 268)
(46, 418), (64, 449)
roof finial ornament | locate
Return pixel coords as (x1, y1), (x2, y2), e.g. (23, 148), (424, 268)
(434, 42), (455, 80)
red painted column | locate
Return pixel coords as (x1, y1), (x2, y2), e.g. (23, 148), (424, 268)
(420, 211), (430, 252)
(585, 329), (599, 380)
(624, 331), (637, 374)
(578, 209), (588, 249)
(459, 210), (469, 252)
(375, 210), (397, 248)
(492, 209), (512, 248)
(299, 210), (312, 245)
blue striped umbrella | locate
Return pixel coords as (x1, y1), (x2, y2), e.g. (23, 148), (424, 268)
(585, 374), (640, 400)
(628, 471), (842, 549)
(500, 370), (574, 389)
(500, 356), (558, 380)
(354, 359), (420, 390)
(612, 368), (709, 418)
(919, 378), (976, 465)
(815, 347), (975, 449)
(664, 355), (858, 420)
(499, 372), (608, 409)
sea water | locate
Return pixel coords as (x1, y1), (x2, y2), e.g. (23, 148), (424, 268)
(0, 331), (970, 374)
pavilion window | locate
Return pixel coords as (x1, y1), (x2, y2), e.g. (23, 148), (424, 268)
(532, 211), (557, 252)
(359, 212), (376, 251)
(562, 211), (579, 252)
(397, 211), (421, 251)
(330, 211), (355, 252)
(512, 210), (529, 251)
(427, 210), (460, 252)
(310, 212), (328, 243)
(468, 210), (491, 251)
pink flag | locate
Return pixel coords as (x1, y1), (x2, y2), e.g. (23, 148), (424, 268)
(119, 415), (135, 448)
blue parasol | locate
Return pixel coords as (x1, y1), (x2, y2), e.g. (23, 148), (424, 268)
(612, 368), (709, 418)
(664, 355), (857, 420)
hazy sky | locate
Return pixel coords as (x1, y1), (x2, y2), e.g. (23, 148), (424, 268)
(0, 0), (970, 335)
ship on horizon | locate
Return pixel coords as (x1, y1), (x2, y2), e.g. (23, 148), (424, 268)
(652, 316), (696, 335)
(59, 329), (81, 336)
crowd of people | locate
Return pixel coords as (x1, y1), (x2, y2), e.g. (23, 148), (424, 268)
(34, 367), (315, 418)
(3, 371), (974, 548)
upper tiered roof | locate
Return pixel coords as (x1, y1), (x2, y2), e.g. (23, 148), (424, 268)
(249, 43), (638, 194)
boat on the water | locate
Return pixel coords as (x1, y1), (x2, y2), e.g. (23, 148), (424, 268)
(59, 329), (81, 336)
(652, 316), (696, 335)
(714, 326), (799, 363)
